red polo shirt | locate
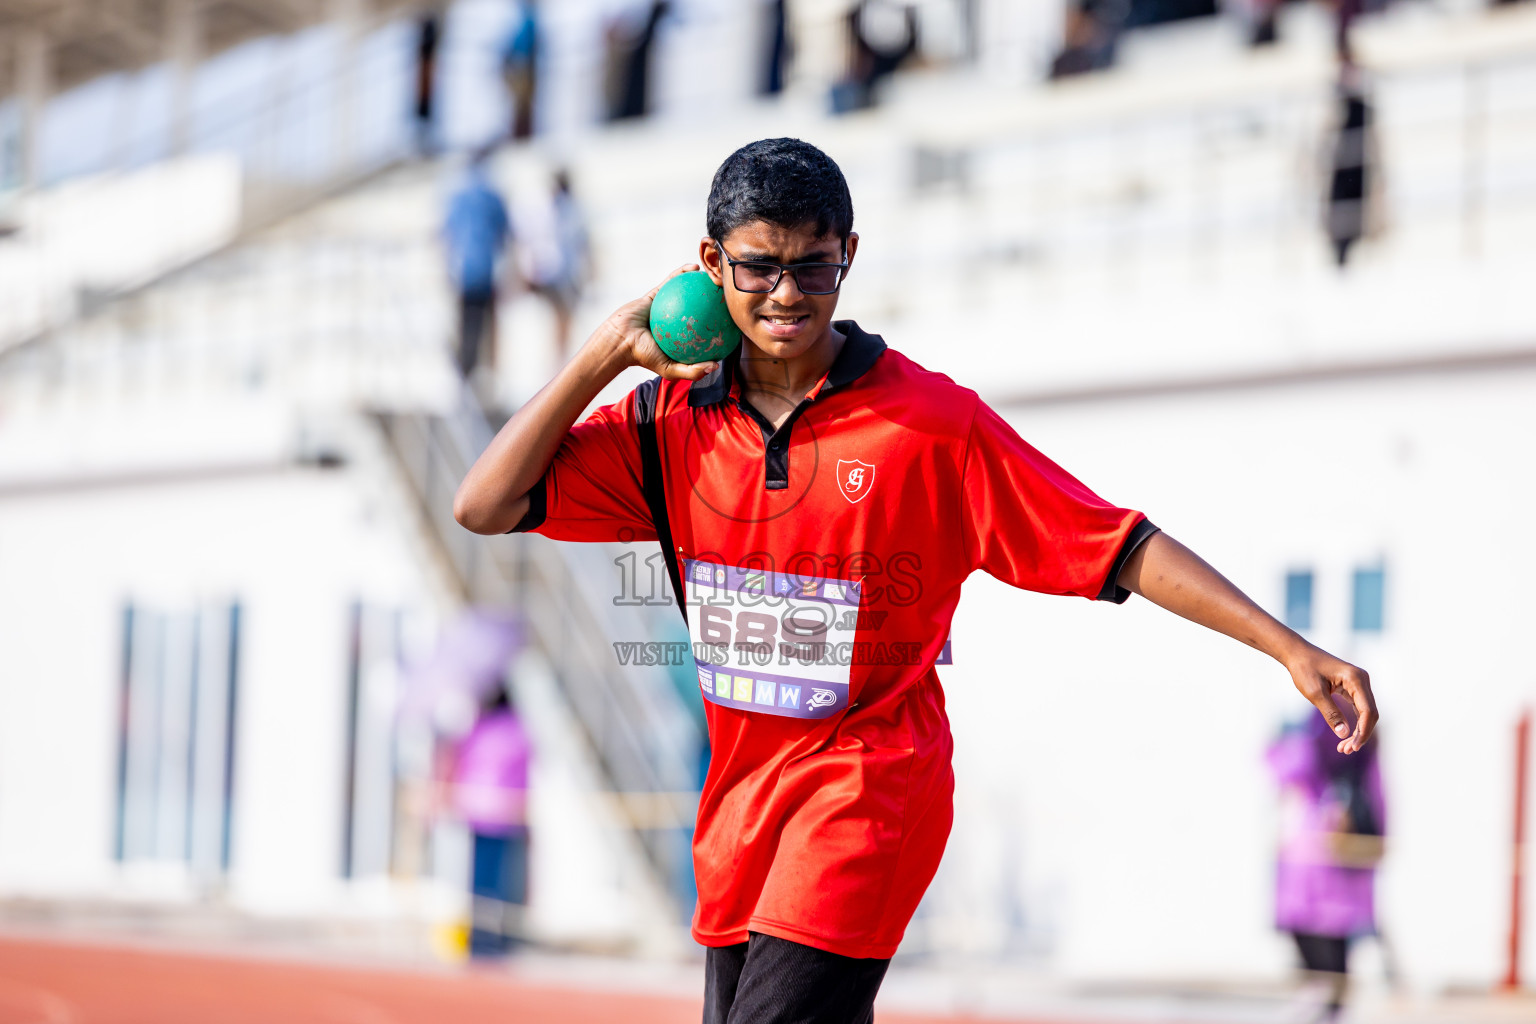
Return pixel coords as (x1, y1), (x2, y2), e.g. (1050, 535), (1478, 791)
(514, 322), (1152, 958)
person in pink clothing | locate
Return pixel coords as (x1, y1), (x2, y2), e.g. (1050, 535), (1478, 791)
(1268, 700), (1385, 1022)
(450, 686), (531, 956)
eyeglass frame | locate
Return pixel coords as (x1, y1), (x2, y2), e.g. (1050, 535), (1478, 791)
(711, 238), (850, 296)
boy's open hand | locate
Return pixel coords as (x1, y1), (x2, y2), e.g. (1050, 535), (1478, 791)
(1287, 648), (1377, 754)
(1118, 532), (1379, 755)
(604, 264), (720, 382)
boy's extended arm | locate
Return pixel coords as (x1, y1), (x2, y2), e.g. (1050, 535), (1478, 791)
(1116, 531), (1378, 754)
(454, 265), (714, 535)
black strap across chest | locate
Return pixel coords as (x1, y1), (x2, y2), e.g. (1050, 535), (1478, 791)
(634, 377), (688, 624)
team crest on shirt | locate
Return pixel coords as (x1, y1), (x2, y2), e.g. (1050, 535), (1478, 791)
(836, 460), (875, 504)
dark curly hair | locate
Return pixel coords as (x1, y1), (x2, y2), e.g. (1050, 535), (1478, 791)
(706, 138), (854, 244)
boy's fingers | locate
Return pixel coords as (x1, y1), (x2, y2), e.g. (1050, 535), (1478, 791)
(643, 263), (701, 301)
(1309, 685), (1351, 743)
(1340, 675), (1377, 753)
(632, 325), (717, 380)
(660, 360), (719, 382)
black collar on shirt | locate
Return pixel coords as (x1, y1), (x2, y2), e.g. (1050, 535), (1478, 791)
(686, 320), (887, 409)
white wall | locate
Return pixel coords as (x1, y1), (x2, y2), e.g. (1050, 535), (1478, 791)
(0, 406), (435, 913)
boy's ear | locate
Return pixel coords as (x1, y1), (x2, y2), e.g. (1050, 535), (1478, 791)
(843, 232), (859, 275)
(698, 236), (725, 287)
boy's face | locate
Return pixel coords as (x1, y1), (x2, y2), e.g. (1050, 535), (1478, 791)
(699, 221), (859, 361)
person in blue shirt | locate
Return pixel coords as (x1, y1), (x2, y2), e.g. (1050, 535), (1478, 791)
(501, 1), (539, 140)
(443, 150), (512, 382)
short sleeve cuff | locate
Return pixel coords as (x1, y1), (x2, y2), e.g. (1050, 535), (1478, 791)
(1095, 517), (1160, 604)
(507, 476), (548, 534)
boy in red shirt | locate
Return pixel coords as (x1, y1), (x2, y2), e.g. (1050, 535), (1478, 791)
(456, 139), (1376, 1024)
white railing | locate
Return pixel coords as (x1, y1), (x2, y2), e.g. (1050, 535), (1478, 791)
(0, 18), (419, 355)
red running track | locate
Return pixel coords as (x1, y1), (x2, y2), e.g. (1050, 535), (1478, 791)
(0, 936), (1027, 1024)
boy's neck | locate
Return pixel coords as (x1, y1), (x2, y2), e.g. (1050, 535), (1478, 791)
(736, 323), (846, 428)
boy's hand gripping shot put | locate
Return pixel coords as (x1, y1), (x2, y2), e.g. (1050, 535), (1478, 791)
(454, 139), (1377, 1024)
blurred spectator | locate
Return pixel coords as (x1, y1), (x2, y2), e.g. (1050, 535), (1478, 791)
(451, 684), (531, 957)
(1268, 701), (1385, 1023)
(525, 169), (592, 364)
(604, 2), (672, 121)
(1332, 0), (1364, 64)
(1127, 0), (1218, 24)
(1223, 0), (1283, 47)
(501, 1), (540, 141)
(1049, 0), (1130, 79)
(760, 0), (791, 97)
(1224, 0), (1388, 57)
(1323, 61), (1382, 268)
(442, 150), (512, 388)
(831, 1), (919, 113)
(413, 11), (442, 155)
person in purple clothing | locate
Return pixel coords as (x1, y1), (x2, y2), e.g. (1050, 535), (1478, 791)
(1268, 698), (1385, 1023)
(450, 684), (531, 956)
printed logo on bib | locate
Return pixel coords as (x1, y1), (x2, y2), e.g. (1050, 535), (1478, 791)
(684, 559), (860, 720)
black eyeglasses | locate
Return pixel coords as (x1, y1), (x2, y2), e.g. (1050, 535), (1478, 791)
(714, 240), (849, 295)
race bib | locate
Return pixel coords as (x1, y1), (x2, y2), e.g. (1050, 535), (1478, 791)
(684, 559), (859, 719)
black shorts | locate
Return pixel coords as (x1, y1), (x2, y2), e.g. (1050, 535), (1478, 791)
(703, 932), (890, 1024)
(1292, 931), (1350, 975)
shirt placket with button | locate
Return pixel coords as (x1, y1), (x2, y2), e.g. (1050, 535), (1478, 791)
(733, 389), (819, 491)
